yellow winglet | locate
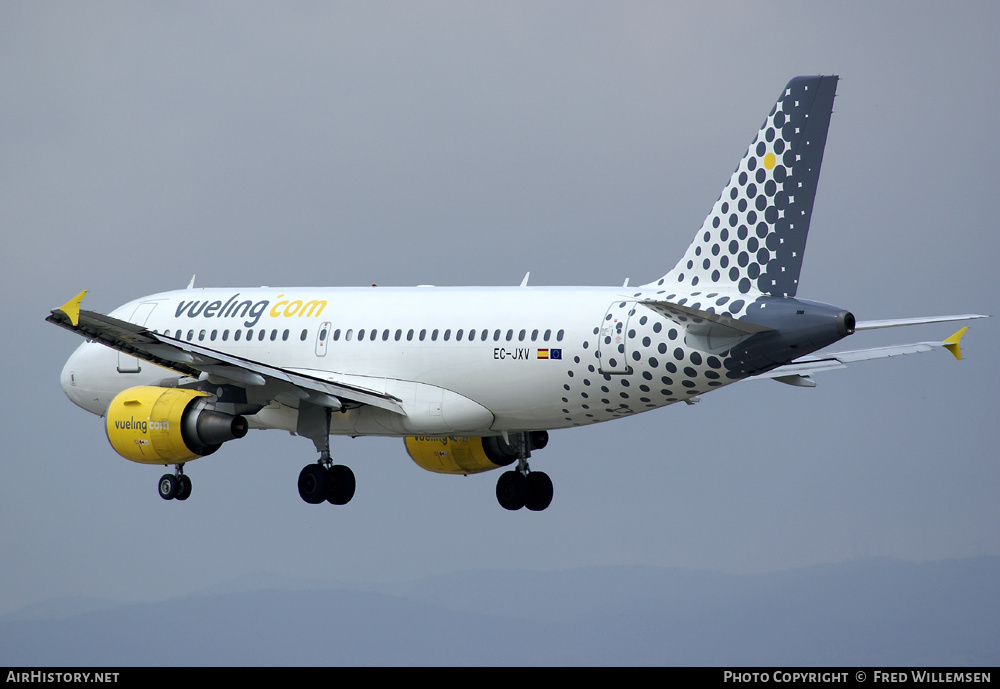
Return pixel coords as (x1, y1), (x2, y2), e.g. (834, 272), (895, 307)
(943, 326), (969, 361)
(55, 290), (88, 327)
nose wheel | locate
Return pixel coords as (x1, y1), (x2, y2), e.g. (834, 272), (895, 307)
(158, 467), (192, 501)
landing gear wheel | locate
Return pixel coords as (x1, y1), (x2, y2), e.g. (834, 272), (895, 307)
(174, 474), (192, 501)
(496, 470), (528, 511)
(158, 474), (178, 500)
(298, 464), (330, 504)
(525, 471), (553, 511)
(326, 465), (356, 505)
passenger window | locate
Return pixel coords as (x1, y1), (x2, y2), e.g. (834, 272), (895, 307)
(358, 328), (366, 340)
(333, 329), (341, 341)
(300, 329), (308, 341)
(431, 329), (439, 341)
(394, 329), (402, 341)
(235, 330), (242, 341)
(518, 329), (526, 341)
(369, 329), (377, 341)
(382, 329), (390, 341)
(222, 330), (229, 341)
(258, 329), (266, 341)
(544, 329), (551, 341)
(198, 329), (206, 341)
(419, 329), (426, 341)
(494, 329), (501, 341)
(246, 329), (253, 340)
(282, 329), (289, 341)
(505, 329), (513, 341)
(557, 329), (564, 341)
(444, 329), (451, 341)
(187, 330), (194, 341)
(531, 329), (538, 341)
(456, 329), (463, 341)
(270, 330), (278, 341)
(345, 329), (353, 341)
(406, 329), (414, 341)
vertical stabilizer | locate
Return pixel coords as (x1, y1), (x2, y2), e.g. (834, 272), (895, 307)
(647, 76), (838, 297)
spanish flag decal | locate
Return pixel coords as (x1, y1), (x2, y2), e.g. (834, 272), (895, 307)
(537, 349), (562, 359)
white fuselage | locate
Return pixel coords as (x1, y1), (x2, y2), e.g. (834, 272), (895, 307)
(61, 285), (747, 437)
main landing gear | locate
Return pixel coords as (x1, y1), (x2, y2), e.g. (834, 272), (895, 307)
(495, 432), (553, 511)
(295, 402), (356, 506)
(298, 462), (356, 505)
(158, 465), (192, 501)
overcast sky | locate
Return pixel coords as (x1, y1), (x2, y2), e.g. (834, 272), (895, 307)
(2, 2), (998, 615)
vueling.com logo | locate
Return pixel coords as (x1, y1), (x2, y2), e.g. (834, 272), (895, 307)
(174, 293), (327, 328)
(114, 417), (169, 433)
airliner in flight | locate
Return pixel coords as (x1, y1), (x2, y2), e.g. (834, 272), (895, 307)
(48, 76), (985, 511)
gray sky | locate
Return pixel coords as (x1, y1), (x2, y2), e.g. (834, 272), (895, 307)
(2, 2), (998, 614)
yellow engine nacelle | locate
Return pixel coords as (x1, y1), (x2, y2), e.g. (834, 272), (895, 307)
(405, 435), (531, 475)
(105, 386), (248, 465)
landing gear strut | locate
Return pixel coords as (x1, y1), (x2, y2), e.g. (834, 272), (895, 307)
(158, 465), (192, 501)
(495, 432), (552, 511)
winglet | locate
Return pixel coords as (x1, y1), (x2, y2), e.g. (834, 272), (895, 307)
(54, 290), (88, 327)
(943, 327), (969, 361)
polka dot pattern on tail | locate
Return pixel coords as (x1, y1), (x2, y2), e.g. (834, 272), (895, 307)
(647, 76), (838, 299)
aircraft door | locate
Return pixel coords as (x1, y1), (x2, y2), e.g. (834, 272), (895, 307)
(315, 321), (331, 356)
(598, 301), (634, 375)
(118, 302), (158, 373)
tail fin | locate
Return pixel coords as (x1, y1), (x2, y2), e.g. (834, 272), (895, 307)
(647, 76), (838, 297)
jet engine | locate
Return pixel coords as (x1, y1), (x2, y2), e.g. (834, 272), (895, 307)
(404, 432), (548, 475)
(105, 386), (248, 464)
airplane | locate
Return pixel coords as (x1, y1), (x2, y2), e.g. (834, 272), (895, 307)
(47, 75), (986, 511)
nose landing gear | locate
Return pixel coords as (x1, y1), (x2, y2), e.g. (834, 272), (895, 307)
(158, 466), (192, 501)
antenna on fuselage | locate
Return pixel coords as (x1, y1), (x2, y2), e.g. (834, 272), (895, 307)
(186, 275), (196, 289)
(520, 272), (530, 287)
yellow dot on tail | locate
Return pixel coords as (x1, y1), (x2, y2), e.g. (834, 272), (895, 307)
(763, 152), (776, 170)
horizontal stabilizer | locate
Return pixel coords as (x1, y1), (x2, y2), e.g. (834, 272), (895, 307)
(640, 299), (772, 354)
(855, 314), (987, 330)
(752, 326), (975, 382)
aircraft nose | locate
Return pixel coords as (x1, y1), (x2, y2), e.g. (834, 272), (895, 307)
(60, 342), (115, 415)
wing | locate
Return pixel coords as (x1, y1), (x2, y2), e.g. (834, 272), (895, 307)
(753, 323), (982, 387)
(46, 290), (404, 414)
